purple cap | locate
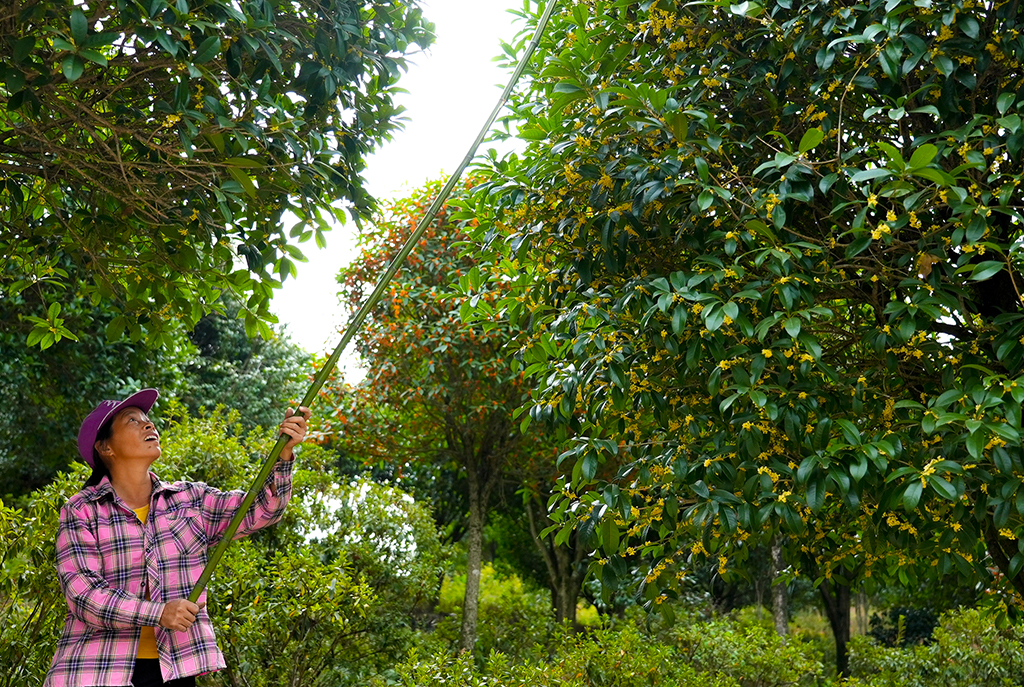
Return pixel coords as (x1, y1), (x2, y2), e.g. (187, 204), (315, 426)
(77, 389), (160, 467)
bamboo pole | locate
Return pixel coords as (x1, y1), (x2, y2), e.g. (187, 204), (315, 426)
(188, 0), (561, 603)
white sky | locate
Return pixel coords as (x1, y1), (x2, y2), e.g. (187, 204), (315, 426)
(271, 0), (525, 381)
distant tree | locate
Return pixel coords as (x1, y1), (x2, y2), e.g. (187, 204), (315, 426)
(0, 283), (309, 495)
(317, 180), (549, 653)
(0, 0), (433, 348)
(0, 274), (190, 495)
(180, 296), (310, 432)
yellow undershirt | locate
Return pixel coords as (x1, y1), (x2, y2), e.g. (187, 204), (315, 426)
(132, 504), (160, 660)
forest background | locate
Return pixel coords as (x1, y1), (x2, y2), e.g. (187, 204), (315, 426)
(3, 0), (1024, 685)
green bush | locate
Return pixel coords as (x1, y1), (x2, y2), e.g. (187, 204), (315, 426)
(848, 608), (1024, 687)
(672, 615), (825, 687)
(376, 625), (740, 687)
(0, 468), (84, 687)
(553, 624), (740, 687)
(431, 562), (554, 661)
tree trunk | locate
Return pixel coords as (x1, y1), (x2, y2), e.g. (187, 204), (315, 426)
(770, 537), (789, 638)
(818, 579), (851, 677)
(459, 467), (484, 654)
(524, 495), (586, 628)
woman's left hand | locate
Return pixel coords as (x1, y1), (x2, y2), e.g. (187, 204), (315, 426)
(279, 406), (311, 461)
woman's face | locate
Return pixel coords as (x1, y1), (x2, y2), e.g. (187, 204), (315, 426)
(97, 407), (161, 466)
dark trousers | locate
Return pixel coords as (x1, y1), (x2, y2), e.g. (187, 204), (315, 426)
(131, 659), (196, 687)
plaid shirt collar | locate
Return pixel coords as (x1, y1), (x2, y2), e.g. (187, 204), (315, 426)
(80, 472), (190, 504)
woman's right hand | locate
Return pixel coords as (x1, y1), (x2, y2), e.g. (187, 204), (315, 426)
(159, 599), (205, 632)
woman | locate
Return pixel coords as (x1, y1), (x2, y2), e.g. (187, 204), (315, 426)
(45, 388), (310, 687)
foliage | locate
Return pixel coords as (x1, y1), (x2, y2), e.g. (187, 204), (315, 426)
(848, 608), (1024, 686)
(316, 178), (578, 649)
(179, 296), (311, 433)
(0, 404), (445, 686)
(0, 0), (433, 347)
(0, 291), (308, 496)
(867, 606), (937, 647)
(0, 288), (191, 495)
(321, 178), (530, 468)
(672, 614), (825, 687)
(0, 467), (84, 687)
(431, 562), (554, 662)
(462, 0), (1024, 625)
(375, 624), (742, 687)
(368, 609), (1024, 687)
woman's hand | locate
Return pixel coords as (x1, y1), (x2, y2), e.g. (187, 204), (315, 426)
(279, 406), (311, 461)
(159, 599), (205, 633)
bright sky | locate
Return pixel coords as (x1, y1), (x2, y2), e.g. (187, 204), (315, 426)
(271, 0), (525, 380)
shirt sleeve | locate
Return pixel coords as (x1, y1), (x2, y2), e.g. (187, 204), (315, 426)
(55, 504), (165, 629)
(199, 459), (294, 546)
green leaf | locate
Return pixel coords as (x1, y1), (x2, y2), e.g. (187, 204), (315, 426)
(671, 304), (687, 334)
(850, 455), (869, 482)
(194, 36), (222, 63)
(12, 36), (35, 63)
(998, 92), (1016, 116)
(602, 517), (620, 555)
(911, 167), (952, 185)
(930, 476), (957, 501)
(903, 480), (923, 510)
(70, 8), (88, 45)
(581, 452), (598, 481)
(966, 431), (985, 460)
(908, 144), (938, 169)
(78, 49), (108, 67)
(226, 166), (257, 197)
(704, 304), (725, 331)
(970, 261), (1004, 282)
(608, 362), (627, 388)
(62, 55), (85, 82)
(784, 317), (801, 337)
(694, 157), (709, 183)
(798, 128), (825, 153)
(806, 476), (826, 512)
(697, 189), (713, 211)
(850, 168), (890, 183)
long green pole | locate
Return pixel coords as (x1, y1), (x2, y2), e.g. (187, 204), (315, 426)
(188, 0), (560, 603)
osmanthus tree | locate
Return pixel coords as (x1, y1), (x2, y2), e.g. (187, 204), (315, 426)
(0, 0), (432, 347)
(459, 0), (1024, 673)
(314, 179), (588, 649)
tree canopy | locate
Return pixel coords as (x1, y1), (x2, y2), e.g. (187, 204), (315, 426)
(316, 179), (579, 650)
(0, 0), (433, 346)
(461, 0), (1024, 647)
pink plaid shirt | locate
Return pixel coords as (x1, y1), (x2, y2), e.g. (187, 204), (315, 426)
(45, 461), (293, 686)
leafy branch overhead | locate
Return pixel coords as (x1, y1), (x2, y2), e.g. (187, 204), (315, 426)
(0, 0), (433, 346)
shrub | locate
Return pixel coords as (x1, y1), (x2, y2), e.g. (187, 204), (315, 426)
(849, 608), (1024, 687)
(672, 615), (825, 687)
(0, 468), (84, 686)
(431, 562), (554, 661)
(867, 607), (938, 647)
(376, 625), (740, 687)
